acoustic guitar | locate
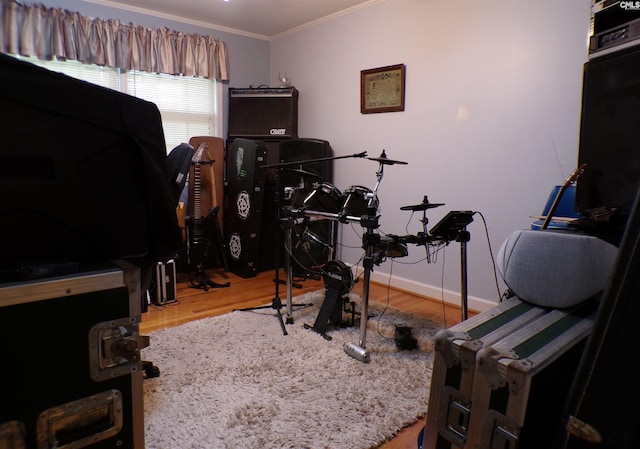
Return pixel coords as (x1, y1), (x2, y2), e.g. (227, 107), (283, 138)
(540, 163), (588, 230)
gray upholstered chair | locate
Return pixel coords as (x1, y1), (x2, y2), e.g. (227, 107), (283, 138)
(496, 230), (619, 308)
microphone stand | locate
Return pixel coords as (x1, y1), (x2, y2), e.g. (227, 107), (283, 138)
(233, 167), (297, 335)
(260, 151), (368, 170)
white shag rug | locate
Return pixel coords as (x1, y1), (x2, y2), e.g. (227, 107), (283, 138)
(142, 290), (439, 449)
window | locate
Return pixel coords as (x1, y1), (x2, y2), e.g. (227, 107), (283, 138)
(21, 57), (222, 153)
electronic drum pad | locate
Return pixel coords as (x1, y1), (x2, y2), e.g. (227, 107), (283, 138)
(322, 260), (354, 295)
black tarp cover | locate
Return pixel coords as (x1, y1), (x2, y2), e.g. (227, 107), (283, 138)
(0, 53), (181, 269)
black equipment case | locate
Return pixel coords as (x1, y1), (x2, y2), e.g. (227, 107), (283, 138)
(551, 181), (640, 449)
(0, 260), (146, 448)
(466, 302), (597, 449)
(150, 259), (177, 305)
(224, 138), (268, 278)
(424, 297), (549, 449)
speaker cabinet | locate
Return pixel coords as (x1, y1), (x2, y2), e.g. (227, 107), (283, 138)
(256, 140), (283, 272)
(278, 139), (336, 276)
(576, 45), (640, 243)
(278, 138), (334, 206)
(228, 87), (298, 139)
(255, 139), (336, 274)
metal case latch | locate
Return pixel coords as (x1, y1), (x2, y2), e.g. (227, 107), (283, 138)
(89, 316), (149, 382)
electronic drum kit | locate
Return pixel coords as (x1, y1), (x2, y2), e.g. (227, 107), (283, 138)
(275, 150), (474, 363)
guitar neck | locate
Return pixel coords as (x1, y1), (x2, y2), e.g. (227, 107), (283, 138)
(541, 185), (569, 228)
(541, 163), (587, 230)
(191, 144), (206, 244)
(193, 163), (202, 219)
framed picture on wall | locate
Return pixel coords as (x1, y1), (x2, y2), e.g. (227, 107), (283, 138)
(360, 64), (406, 114)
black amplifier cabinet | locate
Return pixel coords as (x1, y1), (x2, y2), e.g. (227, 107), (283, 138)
(576, 44), (640, 245)
(0, 260), (146, 449)
(590, 1), (640, 56)
(256, 138), (336, 273)
(228, 87), (298, 139)
(279, 139), (336, 276)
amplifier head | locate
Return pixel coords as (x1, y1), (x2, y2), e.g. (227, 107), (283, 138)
(228, 87), (298, 139)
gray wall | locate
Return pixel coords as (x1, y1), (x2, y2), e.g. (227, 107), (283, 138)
(270, 0), (592, 311)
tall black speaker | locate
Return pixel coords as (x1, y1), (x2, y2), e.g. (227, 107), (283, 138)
(228, 87), (298, 139)
(278, 139), (336, 276)
(279, 138), (334, 206)
(576, 45), (640, 244)
(257, 139), (336, 273)
(257, 140), (284, 272)
(224, 138), (267, 278)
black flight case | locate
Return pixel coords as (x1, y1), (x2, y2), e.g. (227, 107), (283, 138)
(0, 260), (146, 449)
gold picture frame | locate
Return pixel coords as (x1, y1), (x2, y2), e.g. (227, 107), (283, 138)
(360, 64), (406, 114)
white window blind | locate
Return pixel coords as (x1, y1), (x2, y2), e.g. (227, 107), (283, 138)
(25, 57), (121, 90)
(21, 56), (221, 153)
(125, 70), (218, 150)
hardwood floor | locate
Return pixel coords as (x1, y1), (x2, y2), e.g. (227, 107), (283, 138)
(140, 267), (468, 449)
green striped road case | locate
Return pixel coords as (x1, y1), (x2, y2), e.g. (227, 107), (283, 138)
(465, 301), (597, 449)
(423, 297), (549, 449)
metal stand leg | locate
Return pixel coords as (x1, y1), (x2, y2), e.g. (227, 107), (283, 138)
(343, 254), (372, 363)
(285, 220), (295, 324)
(457, 227), (471, 321)
(343, 221), (379, 363)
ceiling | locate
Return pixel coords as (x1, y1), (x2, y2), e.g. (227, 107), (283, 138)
(96, 0), (381, 39)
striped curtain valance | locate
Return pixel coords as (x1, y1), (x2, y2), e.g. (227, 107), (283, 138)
(0, 0), (230, 81)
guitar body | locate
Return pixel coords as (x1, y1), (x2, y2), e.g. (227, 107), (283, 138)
(189, 136), (225, 230)
(185, 142), (230, 289)
(185, 213), (215, 267)
(186, 144), (221, 268)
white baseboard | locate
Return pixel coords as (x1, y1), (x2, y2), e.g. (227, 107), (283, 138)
(368, 271), (497, 313)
